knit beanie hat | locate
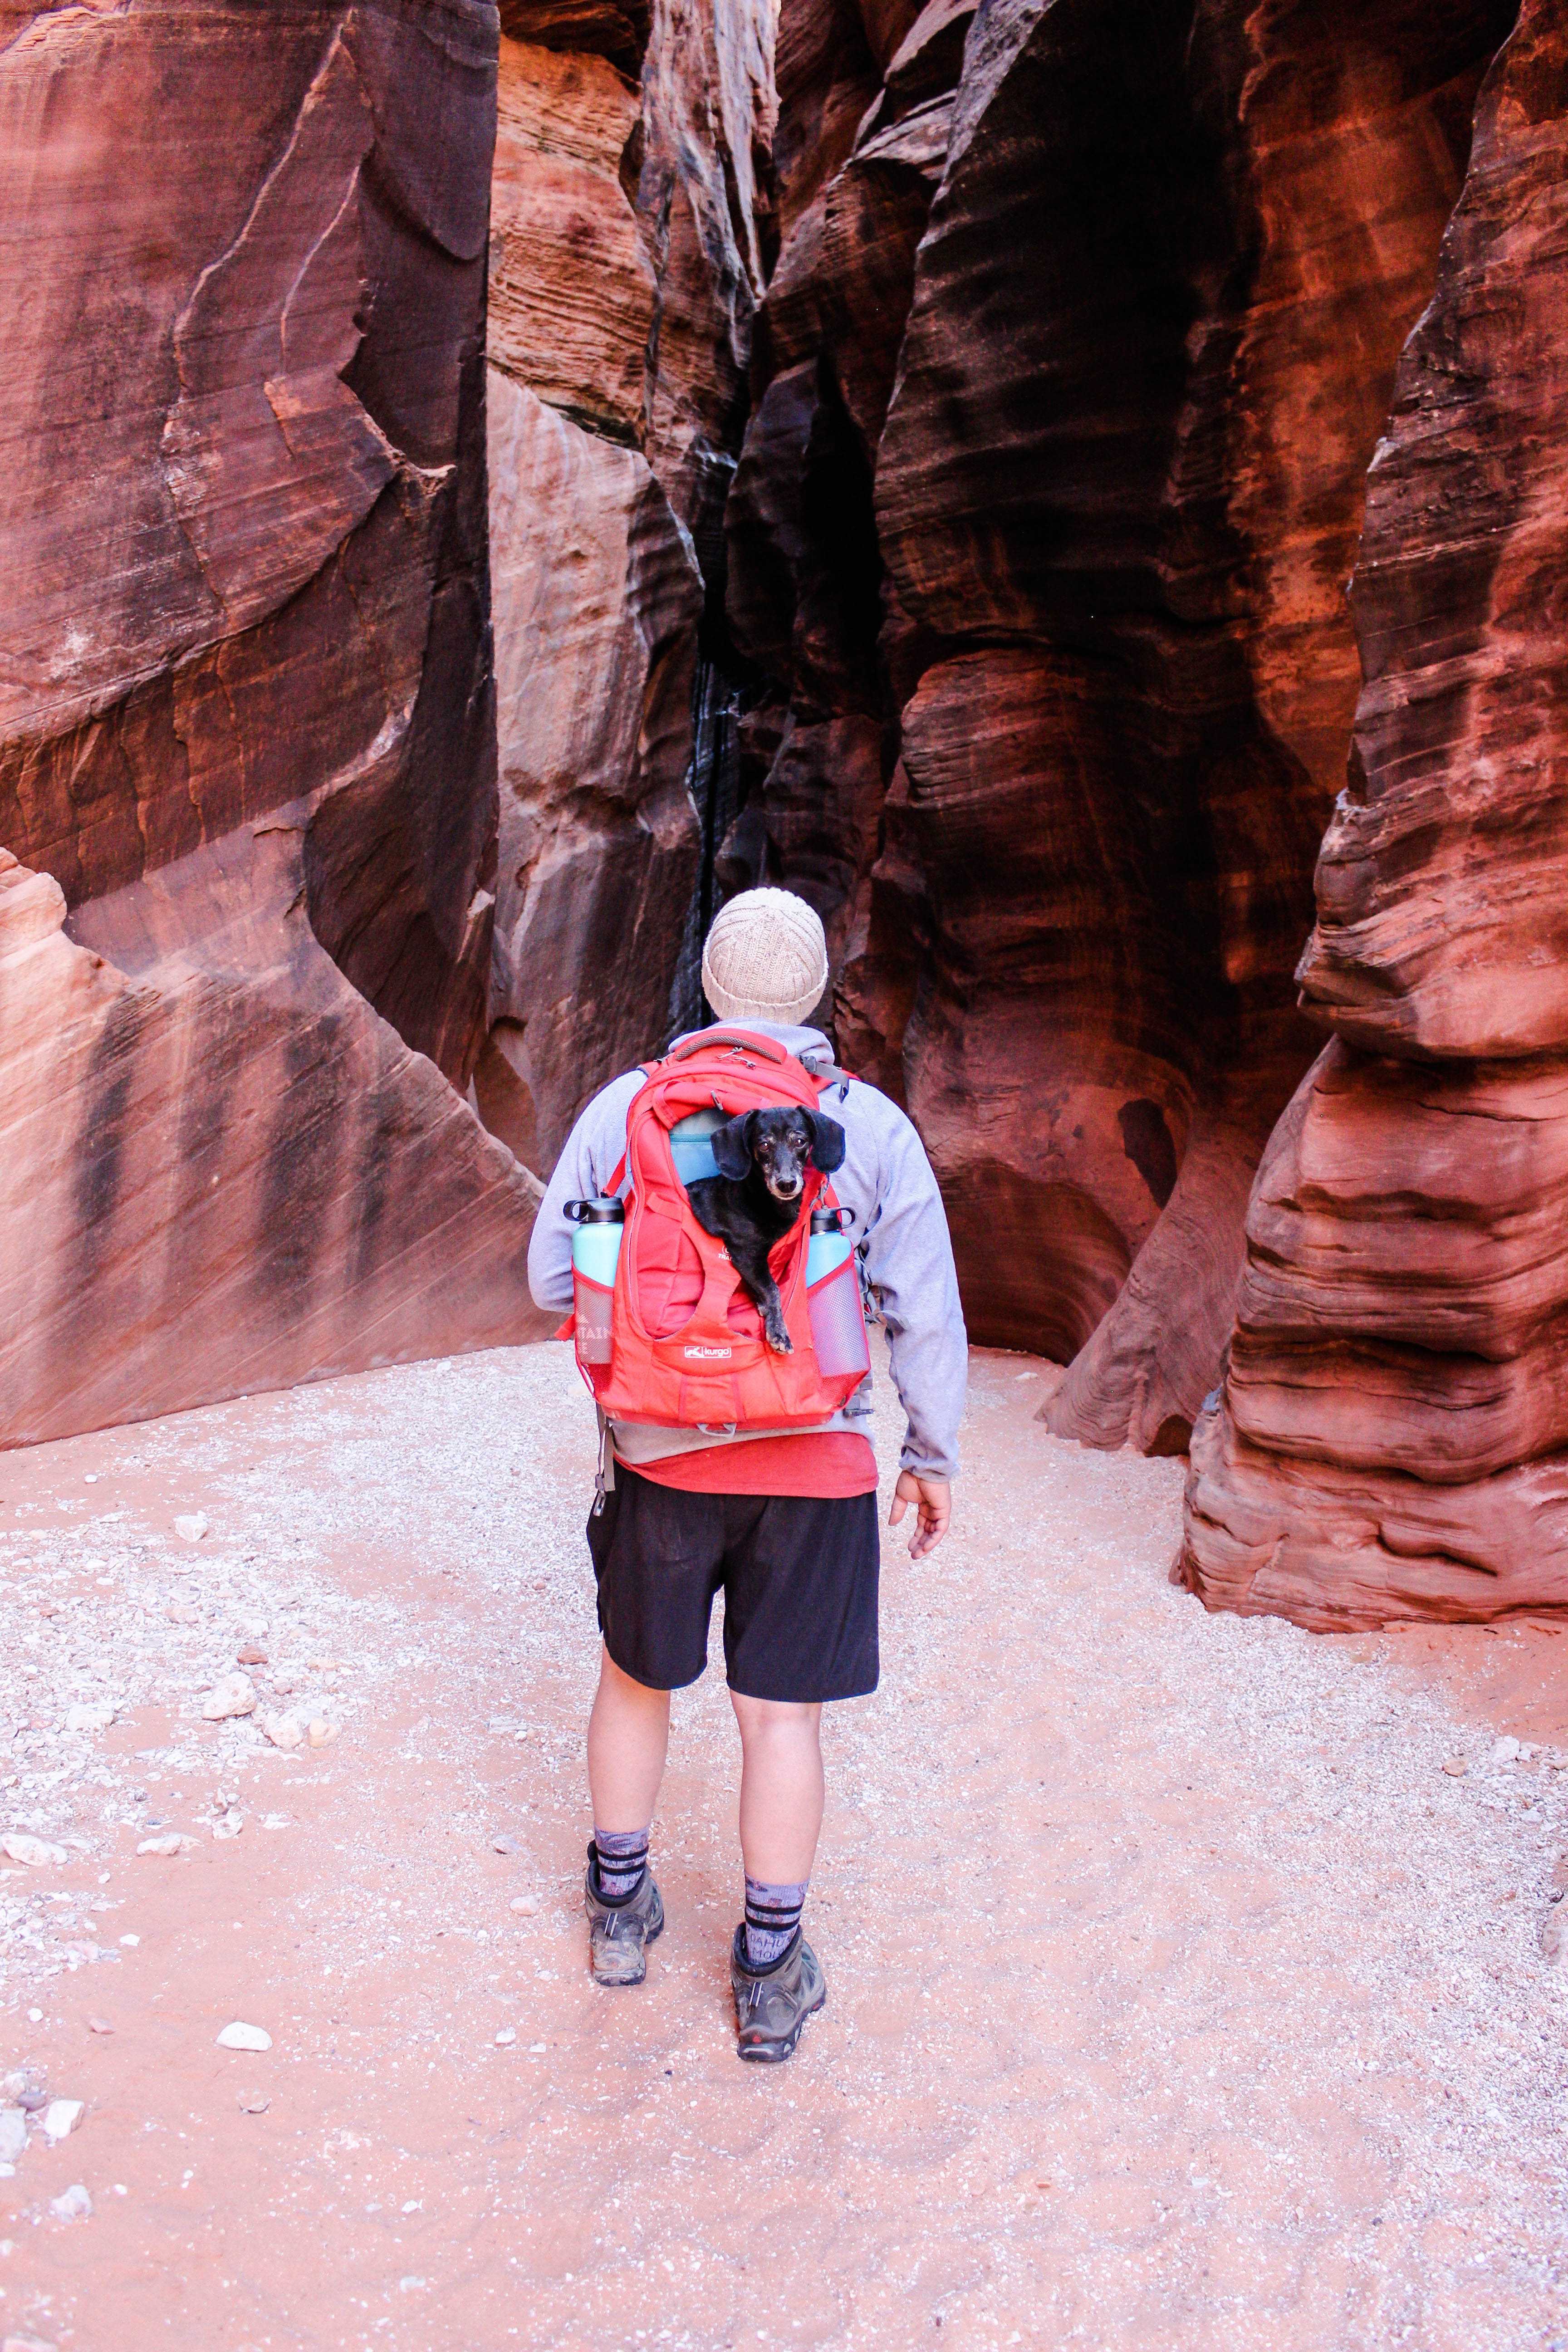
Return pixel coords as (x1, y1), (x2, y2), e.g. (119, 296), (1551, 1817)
(701, 887), (830, 1027)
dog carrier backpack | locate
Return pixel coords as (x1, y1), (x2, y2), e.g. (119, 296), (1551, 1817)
(562, 1029), (868, 1430)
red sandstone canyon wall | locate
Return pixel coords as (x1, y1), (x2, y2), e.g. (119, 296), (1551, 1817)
(1180, 2), (1568, 1627)
(724, 0), (1517, 1456)
(478, 0), (775, 1172)
(8, 0), (1559, 1581)
(0, 0), (549, 1447)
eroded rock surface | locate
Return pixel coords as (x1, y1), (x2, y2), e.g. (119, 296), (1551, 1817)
(724, 0), (1510, 1450)
(485, 374), (701, 1168)
(0, 0), (549, 1447)
(1180, 5), (1568, 1627)
(480, 0), (774, 1169)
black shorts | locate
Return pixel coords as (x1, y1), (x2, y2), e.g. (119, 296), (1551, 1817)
(586, 1468), (880, 1703)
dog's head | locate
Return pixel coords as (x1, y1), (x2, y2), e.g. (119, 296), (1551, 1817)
(710, 1106), (847, 1203)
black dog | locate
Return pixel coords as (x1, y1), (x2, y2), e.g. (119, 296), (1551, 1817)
(686, 1106), (847, 1353)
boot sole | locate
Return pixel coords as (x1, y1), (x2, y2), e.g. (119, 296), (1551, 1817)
(591, 1948), (649, 1987)
(736, 1982), (826, 2063)
(588, 1896), (664, 1988)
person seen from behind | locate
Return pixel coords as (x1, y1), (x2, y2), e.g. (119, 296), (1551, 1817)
(527, 888), (965, 2062)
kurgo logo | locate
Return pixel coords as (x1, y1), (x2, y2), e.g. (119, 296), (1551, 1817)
(683, 1344), (733, 1360)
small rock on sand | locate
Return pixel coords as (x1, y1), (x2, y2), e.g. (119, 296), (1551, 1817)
(1, 1834), (67, 1868)
(0, 2111), (26, 2164)
(1490, 1736), (1522, 1764)
(174, 1513), (209, 1543)
(1442, 1757), (1468, 1776)
(1540, 1908), (1568, 1969)
(136, 1833), (188, 1857)
(492, 1834), (521, 1855)
(201, 1673), (257, 1722)
(237, 1646), (268, 1666)
(211, 1810), (244, 1841)
(307, 1719), (338, 1749)
(262, 1714), (304, 1749)
(510, 1895), (539, 1915)
(495, 2027), (517, 2046)
(165, 1602), (199, 1625)
(41, 2100), (84, 2142)
(216, 2022), (272, 2053)
(87, 2016), (113, 2035)
(5, 2333), (62, 2352)
(49, 2184), (91, 2223)
(64, 1702), (117, 1734)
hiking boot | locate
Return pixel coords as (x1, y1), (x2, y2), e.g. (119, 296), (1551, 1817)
(730, 1923), (825, 2062)
(583, 1843), (665, 1987)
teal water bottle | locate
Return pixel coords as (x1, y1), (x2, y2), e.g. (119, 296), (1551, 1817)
(564, 1197), (623, 1365)
(806, 1206), (869, 1377)
(669, 1108), (726, 1188)
(805, 1204), (852, 1287)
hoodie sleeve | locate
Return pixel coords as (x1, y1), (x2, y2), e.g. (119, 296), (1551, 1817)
(526, 1070), (644, 1315)
(855, 1095), (968, 1481)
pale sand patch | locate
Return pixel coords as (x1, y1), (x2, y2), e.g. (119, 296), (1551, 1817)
(0, 1338), (1563, 2349)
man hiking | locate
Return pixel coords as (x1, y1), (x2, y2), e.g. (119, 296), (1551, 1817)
(528, 887), (965, 2062)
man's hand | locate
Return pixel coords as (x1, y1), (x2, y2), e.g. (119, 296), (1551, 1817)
(889, 1470), (951, 1561)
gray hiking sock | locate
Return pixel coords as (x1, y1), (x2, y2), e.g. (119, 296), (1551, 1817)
(744, 1876), (808, 1967)
(593, 1827), (650, 1901)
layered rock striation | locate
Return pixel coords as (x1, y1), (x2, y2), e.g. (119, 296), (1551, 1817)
(480, 0), (775, 1170)
(0, 0), (549, 1446)
(725, 0), (1514, 1447)
(1181, 4), (1568, 1627)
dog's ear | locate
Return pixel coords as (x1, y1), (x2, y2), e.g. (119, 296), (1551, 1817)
(805, 1111), (847, 1174)
(710, 1111), (756, 1180)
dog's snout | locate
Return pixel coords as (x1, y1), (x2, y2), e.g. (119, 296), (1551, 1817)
(769, 1174), (804, 1199)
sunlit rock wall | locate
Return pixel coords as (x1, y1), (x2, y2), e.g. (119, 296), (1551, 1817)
(0, 0), (549, 1448)
(479, 0), (775, 1171)
(725, 0), (1514, 1451)
(1180, 4), (1568, 1628)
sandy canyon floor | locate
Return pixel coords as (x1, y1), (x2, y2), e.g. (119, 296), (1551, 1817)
(0, 1341), (1564, 2351)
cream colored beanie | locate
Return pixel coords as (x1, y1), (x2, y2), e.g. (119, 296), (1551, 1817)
(701, 887), (829, 1026)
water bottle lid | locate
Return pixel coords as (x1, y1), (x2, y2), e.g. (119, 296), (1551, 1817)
(810, 1205), (851, 1234)
(565, 1195), (624, 1224)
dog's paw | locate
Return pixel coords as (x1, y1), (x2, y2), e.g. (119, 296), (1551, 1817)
(765, 1330), (794, 1355)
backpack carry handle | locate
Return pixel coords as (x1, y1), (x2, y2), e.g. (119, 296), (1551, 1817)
(666, 1030), (788, 1065)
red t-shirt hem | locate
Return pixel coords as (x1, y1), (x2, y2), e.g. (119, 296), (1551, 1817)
(623, 1431), (877, 1498)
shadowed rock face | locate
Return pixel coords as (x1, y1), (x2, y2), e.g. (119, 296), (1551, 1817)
(1181, 2), (1568, 1628)
(725, 0), (1513, 1452)
(0, 0), (553, 1447)
(479, 0), (774, 1171)
(484, 370), (702, 1169)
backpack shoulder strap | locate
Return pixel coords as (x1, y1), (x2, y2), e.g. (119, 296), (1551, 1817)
(664, 1029), (789, 1066)
(601, 1063), (655, 1198)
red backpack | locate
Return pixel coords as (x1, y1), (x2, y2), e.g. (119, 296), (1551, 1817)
(566, 1028), (867, 1429)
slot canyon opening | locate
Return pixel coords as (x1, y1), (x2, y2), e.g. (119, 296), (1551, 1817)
(3, 0), (1556, 1649)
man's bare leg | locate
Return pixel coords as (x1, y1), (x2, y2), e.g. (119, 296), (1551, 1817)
(728, 1693), (828, 2055)
(580, 1647), (671, 1985)
(730, 1694), (824, 1883)
(586, 1644), (671, 1831)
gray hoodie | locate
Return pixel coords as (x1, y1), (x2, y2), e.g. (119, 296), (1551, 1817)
(526, 1022), (967, 1481)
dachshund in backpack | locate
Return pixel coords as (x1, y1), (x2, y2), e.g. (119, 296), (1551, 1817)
(687, 1107), (847, 1353)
